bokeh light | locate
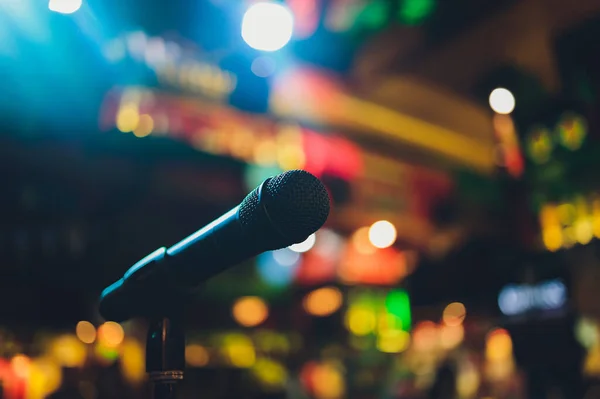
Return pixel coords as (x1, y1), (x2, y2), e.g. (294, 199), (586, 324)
(485, 328), (513, 362)
(75, 321), (96, 344)
(489, 88), (516, 114)
(376, 330), (410, 353)
(133, 114), (154, 138)
(311, 362), (345, 399)
(251, 56), (277, 78)
(442, 302), (466, 326)
(50, 335), (87, 368)
(223, 334), (256, 368)
(48, 0), (82, 14)
(11, 355), (30, 378)
(439, 324), (464, 349)
(303, 286), (343, 317)
(120, 339), (145, 384)
(412, 321), (438, 352)
(289, 233), (316, 253)
(576, 318), (599, 349)
(257, 249), (301, 287)
(29, 357), (62, 398)
(352, 227), (376, 255)
(98, 322), (125, 348)
(368, 220), (397, 249)
(251, 358), (288, 389)
(241, 2), (294, 52)
(185, 344), (210, 367)
(345, 305), (376, 336)
(232, 297), (269, 327)
(116, 105), (140, 133)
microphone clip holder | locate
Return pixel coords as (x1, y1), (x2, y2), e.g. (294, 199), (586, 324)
(146, 315), (186, 399)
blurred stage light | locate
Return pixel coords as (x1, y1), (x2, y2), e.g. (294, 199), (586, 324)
(11, 355), (30, 378)
(352, 227), (376, 255)
(48, 0), (82, 14)
(368, 220), (397, 249)
(485, 328), (512, 362)
(223, 334), (256, 368)
(120, 339), (145, 384)
(30, 357), (62, 398)
(251, 56), (277, 77)
(185, 344), (209, 367)
(257, 249), (301, 287)
(133, 114), (154, 138)
(75, 321), (96, 344)
(50, 335), (86, 368)
(242, 2), (294, 52)
(442, 302), (466, 326)
(233, 297), (269, 327)
(489, 88), (515, 114)
(376, 330), (410, 353)
(289, 233), (316, 253)
(345, 305), (376, 336)
(98, 322), (125, 348)
(303, 287), (343, 317)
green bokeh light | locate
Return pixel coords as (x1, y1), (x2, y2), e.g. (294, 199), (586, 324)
(399, 0), (435, 25)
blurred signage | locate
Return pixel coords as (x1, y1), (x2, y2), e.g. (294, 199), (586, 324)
(102, 32), (237, 102)
(100, 87), (363, 181)
(497, 279), (567, 316)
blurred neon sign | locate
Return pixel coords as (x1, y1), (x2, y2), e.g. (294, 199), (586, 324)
(497, 279), (567, 316)
(100, 87), (363, 180)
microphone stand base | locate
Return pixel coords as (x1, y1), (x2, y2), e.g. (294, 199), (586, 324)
(146, 317), (186, 399)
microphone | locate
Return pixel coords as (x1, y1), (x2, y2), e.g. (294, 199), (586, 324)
(99, 170), (330, 322)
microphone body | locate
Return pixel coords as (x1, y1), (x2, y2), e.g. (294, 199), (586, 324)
(99, 170), (330, 321)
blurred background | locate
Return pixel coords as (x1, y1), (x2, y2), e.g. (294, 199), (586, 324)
(3, 0), (600, 398)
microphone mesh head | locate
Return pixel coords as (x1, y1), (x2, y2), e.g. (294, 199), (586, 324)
(239, 170), (330, 247)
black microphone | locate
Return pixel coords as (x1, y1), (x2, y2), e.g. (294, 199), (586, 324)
(99, 170), (330, 322)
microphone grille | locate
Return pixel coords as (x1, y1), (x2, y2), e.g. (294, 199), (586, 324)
(239, 170), (330, 245)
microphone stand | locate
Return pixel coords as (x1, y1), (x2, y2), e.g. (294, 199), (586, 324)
(145, 316), (186, 399)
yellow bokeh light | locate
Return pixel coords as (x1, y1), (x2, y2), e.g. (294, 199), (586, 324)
(345, 306), (376, 336)
(232, 297), (269, 327)
(116, 105), (140, 133)
(351, 227), (376, 255)
(489, 88), (516, 114)
(439, 324), (464, 349)
(50, 335), (87, 368)
(456, 363), (480, 398)
(303, 287), (343, 317)
(542, 226), (563, 252)
(133, 114), (154, 138)
(29, 357), (62, 398)
(442, 302), (466, 326)
(368, 220), (397, 249)
(185, 344), (209, 367)
(120, 339), (146, 384)
(11, 354), (31, 378)
(253, 140), (278, 165)
(376, 330), (410, 353)
(98, 322), (125, 348)
(251, 358), (288, 388)
(486, 328), (513, 362)
(223, 334), (256, 368)
(76, 321), (96, 344)
(277, 144), (306, 170)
